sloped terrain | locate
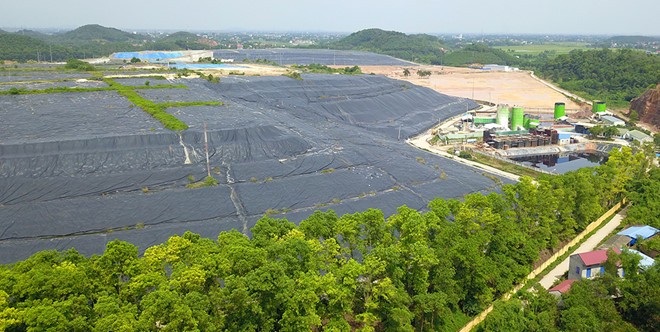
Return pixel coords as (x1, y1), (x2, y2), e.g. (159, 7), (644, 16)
(630, 83), (660, 128)
(0, 73), (505, 263)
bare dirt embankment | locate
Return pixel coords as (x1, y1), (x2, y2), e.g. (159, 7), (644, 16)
(361, 65), (583, 111)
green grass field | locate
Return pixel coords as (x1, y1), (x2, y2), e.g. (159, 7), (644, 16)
(494, 42), (591, 56)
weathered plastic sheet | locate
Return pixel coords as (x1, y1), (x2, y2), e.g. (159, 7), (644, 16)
(0, 73), (510, 264)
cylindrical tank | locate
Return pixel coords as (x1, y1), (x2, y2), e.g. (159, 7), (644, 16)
(592, 101), (607, 113)
(523, 116), (531, 129)
(496, 107), (509, 128)
(554, 102), (566, 119)
(529, 119), (540, 129)
(511, 106), (524, 130)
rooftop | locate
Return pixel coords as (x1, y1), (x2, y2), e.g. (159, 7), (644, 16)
(549, 279), (577, 294)
(626, 130), (653, 142)
(627, 249), (656, 270)
(618, 225), (659, 240)
(599, 234), (633, 250)
(578, 247), (621, 266)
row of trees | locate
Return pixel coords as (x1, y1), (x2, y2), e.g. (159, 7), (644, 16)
(0, 148), (653, 331)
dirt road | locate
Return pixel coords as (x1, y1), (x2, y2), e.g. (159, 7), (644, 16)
(538, 211), (625, 289)
(407, 130), (521, 182)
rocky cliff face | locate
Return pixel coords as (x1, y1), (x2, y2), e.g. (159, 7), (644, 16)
(630, 84), (660, 128)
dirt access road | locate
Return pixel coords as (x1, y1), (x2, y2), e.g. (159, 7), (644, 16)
(538, 211), (625, 289)
(361, 65), (584, 112)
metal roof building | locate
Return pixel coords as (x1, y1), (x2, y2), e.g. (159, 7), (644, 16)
(623, 130), (653, 144)
(618, 225), (659, 245)
(600, 115), (626, 127)
(626, 249), (656, 271)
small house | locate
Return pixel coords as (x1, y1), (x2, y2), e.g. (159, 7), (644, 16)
(548, 279), (577, 298)
(568, 248), (622, 280)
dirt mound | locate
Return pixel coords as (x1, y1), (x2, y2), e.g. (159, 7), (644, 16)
(630, 84), (660, 128)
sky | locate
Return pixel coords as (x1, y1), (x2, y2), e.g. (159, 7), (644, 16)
(2, 0), (659, 35)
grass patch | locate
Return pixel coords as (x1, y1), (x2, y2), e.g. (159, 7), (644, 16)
(283, 71), (302, 80)
(265, 209), (280, 216)
(158, 101), (224, 108)
(469, 152), (545, 178)
(186, 175), (219, 189)
(416, 156), (427, 165)
(290, 64), (362, 75)
(493, 42), (590, 56)
(320, 168), (335, 174)
(331, 198), (341, 204)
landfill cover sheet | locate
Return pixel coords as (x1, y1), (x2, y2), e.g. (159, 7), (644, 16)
(0, 72), (508, 263)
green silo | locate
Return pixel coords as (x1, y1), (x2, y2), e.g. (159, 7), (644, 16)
(592, 101), (607, 113)
(523, 116), (531, 129)
(529, 119), (540, 128)
(511, 106), (524, 130)
(554, 102), (566, 119)
(496, 107), (509, 128)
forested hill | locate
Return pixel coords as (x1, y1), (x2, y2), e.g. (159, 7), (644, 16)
(331, 28), (445, 64)
(0, 147), (654, 331)
(537, 48), (660, 108)
(58, 24), (142, 43)
(442, 43), (519, 67)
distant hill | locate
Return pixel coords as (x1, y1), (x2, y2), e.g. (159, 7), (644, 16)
(442, 44), (520, 67)
(605, 36), (660, 44)
(151, 31), (216, 50)
(162, 31), (199, 41)
(331, 28), (445, 64)
(15, 29), (50, 40)
(59, 24), (141, 43)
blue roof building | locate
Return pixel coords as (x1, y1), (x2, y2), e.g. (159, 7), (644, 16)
(626, 249), (656, 271)
(617, 225), (659, 245)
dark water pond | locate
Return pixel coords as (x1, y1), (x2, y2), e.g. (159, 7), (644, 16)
(511, 152), (608, 174)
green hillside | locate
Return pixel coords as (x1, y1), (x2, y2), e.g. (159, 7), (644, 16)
(14, 29), (50, 40)
(162, 31), (199, 42)
(442, 44), (520, 66)
(538, 48), (660, 108)
(0, 33), (67, 62)
(59, 24), (141, 43)
(331, 28), (444, 64)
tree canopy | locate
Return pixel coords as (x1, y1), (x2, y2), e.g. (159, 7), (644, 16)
(537, 48), (660, 108)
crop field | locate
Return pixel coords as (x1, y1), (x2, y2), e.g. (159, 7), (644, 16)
(493, 42), (591, 55)
(0, 68), (509, 263)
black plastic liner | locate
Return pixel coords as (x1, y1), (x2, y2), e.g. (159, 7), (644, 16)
(0, 74), (508, 264)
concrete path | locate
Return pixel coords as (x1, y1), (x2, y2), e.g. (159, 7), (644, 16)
(407, 132), (521, 182)
(538, 211), (625, 289)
